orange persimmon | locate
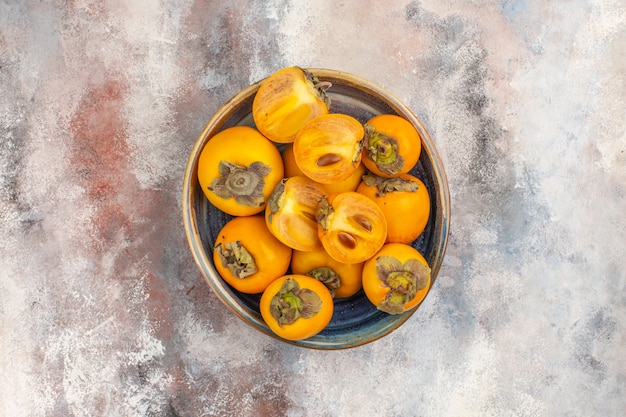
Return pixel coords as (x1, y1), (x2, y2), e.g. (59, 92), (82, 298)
(362, 114), (421, 178)
(260, 274), (334, 340)
(362, 243), (431, 314)
(213, 215), (292, 294)
(357, 173), (430, 243)
(316, 191), (387, 264)
(293, 113), (365, 184)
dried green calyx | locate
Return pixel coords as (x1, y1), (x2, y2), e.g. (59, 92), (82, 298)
(215, 241), (258, 278)
(208, 160), (270, 207)
(364, 124), (404, 176)
(269, 277), (322, 326)
(307, 267), (341, 298)
(362, 174), (418, 197)
(375, 255), (431, 314)
(302, 68), (332, 108)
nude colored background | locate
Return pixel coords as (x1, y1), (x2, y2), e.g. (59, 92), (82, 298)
(1, 1), (624, 416)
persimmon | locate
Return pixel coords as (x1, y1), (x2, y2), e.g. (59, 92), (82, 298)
(260, 274), (334, 340)
(197, 126), (284, 216)
(252, 67), (331, 143)
(265, 176), (326, 251)
(291, 248), (363, 298)
(213, 215), (292, 294)
(357, 173), (430, 244)
(293, 113), (365, 184)
(362, 243), (431, 314)
(282, 144), (366, 194)
(316, 192), (387, 264)
(362, 114), (421, 178)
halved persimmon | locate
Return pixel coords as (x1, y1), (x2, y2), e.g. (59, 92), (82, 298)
(252, 67), (330, 144)
(282, 144), (366, 194)
(362, 114), (421, 178)
(265, 176), (326, 251)
(362, 243), (431, 314)
(293, 113), (365, 184)
(316, 191), (387, 264)
(357, 173), (431, 244)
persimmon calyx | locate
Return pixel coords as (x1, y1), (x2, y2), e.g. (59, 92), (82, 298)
(215, 241), (258, 279)
(307, 267), (341, 297)
(209, 160), (270, 207)
(302, 68), (332, 108)
(269, 277), (322, 326)
(362, 174), (419, 197)
(364, 124), (404, 176)
(316, 195), (333, 230)
(266, 179), (286, 224)
(375, 255), (431, 314)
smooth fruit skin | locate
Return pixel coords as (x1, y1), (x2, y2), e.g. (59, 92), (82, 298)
(291, 248), (364, 298)
(282, 144), (366, 194)
(252, 67), (329, 144)
(260, 274), (334, 340)
(197, 126), (284, 216)
(265, 176), (327, 251)
(293, 113), (365, 184)
(363, 114), (421, 178)
(213, 215), (292, 294)
(362, 243), (431, 314)
(357, 173), (431, 244)
(317, 191), (387, 264)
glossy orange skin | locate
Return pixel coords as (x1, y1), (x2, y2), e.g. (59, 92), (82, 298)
(291, 248), (364, 298)
(363, 114), (421, 178)
(317, 192), (387, 264)
(357, 173), (431, 244)
(293, 114), (365, 184)
(197, 126), (284, 216)
(282, 144), (366, 195)
(260, 274), (334, 340)
(265, 176), (326, 251)
(213, 215), (292, 294)
(252, 67), (329, 143)
(362, 243), (431, 313)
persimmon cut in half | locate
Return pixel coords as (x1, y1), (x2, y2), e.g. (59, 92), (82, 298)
(265, 176), (327, 251)
(282, 144), (366, 194)
(357, 173), (431, 244)
(362, 114), (421, 178)
(252, 67), (331, 144)
(293, 113), (365, 184)
(362, 243), (431, 314)
(316, 191), (387, 264)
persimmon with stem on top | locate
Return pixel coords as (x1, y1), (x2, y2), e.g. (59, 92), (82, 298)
(362, 243), (431, 314)
(213, 215), (292, 294)
(260, 274), (334, 340)
(197, 126), (284, 216)
(362, 114), (421, 178)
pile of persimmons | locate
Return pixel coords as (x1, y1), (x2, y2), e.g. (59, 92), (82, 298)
(197, 67), (432, 341)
